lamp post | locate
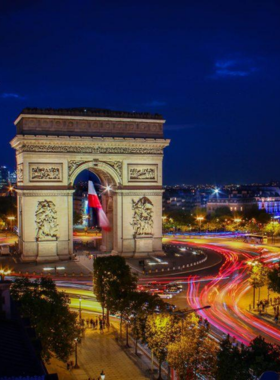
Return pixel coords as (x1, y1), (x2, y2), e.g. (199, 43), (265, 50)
(7, 216), (15, 231)
(196, 216), (204, 235)
(73, 338), (79, 369)
(100, 370), (105, 380)
(79, 297), (82, 320)
(174, 305), (211, 332)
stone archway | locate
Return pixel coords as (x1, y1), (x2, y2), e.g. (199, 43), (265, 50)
(70, 161), (120, 254)
(11, 108), (170, 262)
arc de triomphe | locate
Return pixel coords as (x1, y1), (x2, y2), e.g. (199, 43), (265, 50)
(11, 108), (170, 262)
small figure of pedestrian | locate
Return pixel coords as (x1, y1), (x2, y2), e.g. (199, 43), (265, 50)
(275, 314), (279, 324)
(66, 362), (70, 370)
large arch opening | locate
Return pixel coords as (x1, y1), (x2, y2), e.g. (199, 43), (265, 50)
(70, 162), (119, 254)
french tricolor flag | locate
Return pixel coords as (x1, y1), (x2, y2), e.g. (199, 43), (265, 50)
(88, 181), (111, 232)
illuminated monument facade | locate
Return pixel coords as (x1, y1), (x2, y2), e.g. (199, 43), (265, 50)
(11, 108), (170, 262)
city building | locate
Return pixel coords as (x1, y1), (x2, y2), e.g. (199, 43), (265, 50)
(207, 197), (256, 213)
(0, 166), (9, 188)
(163, 187), (201, 212)
(8, 169), (17, 185)
(206, 185), (280, 216)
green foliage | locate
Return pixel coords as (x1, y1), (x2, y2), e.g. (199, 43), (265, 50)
(73, 210), (83, 225)
(247, 336), (280, 376)
(217, 335), (280, 379)
(268, 266), (280, 294)
(264, 221), (280, 237)
(10, 277), (82, 362)
(167, 314), (218, 380)
(163, 210), (195, 228)
(129, 292), (167, 344)
(216, 336), (249, 380)
(248, 261), (268, 289)
(212, 206), (233, 219)
(244, 205), (271, 224)
(93, 256), (137, 315)
(145, 313), (180, 378)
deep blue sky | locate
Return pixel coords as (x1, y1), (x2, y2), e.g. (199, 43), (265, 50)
(1, 0), (279, 185)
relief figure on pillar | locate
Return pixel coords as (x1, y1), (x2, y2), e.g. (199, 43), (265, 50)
(35, 200), (58, 240)
(131, 197), (153, 236)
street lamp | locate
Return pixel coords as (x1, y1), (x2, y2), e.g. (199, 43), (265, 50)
(0, 268), (12, 281)
(79, 297), (82, 320)
(234, 218), (242, 223)
(73, 338), (79, 369)
(100, 370), (105, 380)
(196, 216), (204, 235)
(173, 306), (211, 332)
(7, 216), (15, 231)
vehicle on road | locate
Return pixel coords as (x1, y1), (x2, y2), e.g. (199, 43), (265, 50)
(243, 234), (268, 244)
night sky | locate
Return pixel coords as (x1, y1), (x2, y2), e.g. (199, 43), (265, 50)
(1, 0), (279, 185)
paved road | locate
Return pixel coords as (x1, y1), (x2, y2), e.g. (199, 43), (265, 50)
(159, 237), (280, 345)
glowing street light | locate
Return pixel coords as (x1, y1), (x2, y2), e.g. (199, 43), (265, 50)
(100, 370), (105, 380)
(196, 216), (204, 234)
(213, 188), (220, 194)
(43, 266), (65, 275)
(234, 218), (242, 223)
(0, 268), (12, 281)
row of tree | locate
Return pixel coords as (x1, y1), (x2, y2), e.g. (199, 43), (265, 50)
(248, 259), (280, 308)
(10, 277), (82, 362)
(163, 205), (275, 234)
(93, 256), (280, 379)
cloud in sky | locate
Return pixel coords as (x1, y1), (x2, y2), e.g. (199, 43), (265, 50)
(1, 93), (25, 99)
(211, 58), (258, 78)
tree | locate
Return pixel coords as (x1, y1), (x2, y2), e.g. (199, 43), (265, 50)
(93, 256), (137, 328)
(10, 277), (82, 362)
(247, 336), (280, 377)
(129, 292), (167, 354)
(167, 314), (218, 380)
(145, 313), (180, 379)
(73, 210), (83, 225)
(248, 261), (268, 308)
(216, 335), (249, 380)
(264, 221), (280, 243)
(268, 265), (280, 294)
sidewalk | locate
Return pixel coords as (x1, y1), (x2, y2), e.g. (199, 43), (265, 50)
(46, 327), (148, 380)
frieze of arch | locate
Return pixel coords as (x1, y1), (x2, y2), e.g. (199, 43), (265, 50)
(19, 143), (164, 155)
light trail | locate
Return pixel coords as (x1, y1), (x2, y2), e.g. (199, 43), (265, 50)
(181, 241), (280, 345)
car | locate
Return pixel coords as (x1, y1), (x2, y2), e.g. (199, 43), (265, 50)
(158, 293), (173, 299)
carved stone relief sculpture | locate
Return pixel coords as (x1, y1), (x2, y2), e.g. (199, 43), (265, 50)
(17, 163), (23, 182)
(29, 163), (63, 182)
(131, 197), (153, 236)
(35, 200), (58, 240)
(128, 164), (158, 182)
